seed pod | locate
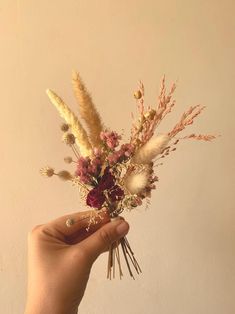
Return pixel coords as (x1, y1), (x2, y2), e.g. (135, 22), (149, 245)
(63, 133), (75, 145)
(64, 156), (73, 164)
(149, 109), (156, 119)
(134, 90), (142, 99)
(57, 170), (72, 181)
(61, 123), (69, 132)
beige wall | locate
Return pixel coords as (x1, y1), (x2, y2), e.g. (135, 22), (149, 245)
(1, 1), (235, 313)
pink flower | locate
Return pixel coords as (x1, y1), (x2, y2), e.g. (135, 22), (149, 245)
(107, 143), (134, 165)
(75, 156), (102, 185)
(100, 130), (121, 149)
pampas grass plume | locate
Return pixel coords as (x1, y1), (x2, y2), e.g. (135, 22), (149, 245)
(72, 71), (103, 148)
(46, 89), (92, 157)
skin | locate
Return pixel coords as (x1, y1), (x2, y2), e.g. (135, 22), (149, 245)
(24, 209), (129, 314)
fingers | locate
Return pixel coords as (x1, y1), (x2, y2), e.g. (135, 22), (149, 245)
(78, 218), (129, 262)
(40, 208), (110, 243)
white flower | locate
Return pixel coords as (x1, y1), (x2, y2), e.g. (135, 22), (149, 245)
(125, 170), (149, 194)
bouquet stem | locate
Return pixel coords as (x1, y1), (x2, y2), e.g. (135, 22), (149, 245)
(107, 236), (142, 279)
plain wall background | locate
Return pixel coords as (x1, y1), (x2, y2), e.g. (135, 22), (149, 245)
(0, 1), (234, 313)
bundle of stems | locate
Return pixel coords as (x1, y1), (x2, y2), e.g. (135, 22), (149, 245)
(107, 236), (142, 279)
(106, 209), (142, 279)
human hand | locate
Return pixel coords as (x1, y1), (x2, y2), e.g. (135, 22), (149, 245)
(24, 209), (129, 314)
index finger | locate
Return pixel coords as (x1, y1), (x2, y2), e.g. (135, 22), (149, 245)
(43, 208), (110, 243)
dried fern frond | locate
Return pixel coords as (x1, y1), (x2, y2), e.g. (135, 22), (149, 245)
(72, 71), (104, 148)
(46, 89), (92, 156)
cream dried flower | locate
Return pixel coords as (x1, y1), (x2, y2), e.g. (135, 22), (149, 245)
(132, 134), (170, 164)
(40, 166), (54, 177)
(125, 170), (150, 195)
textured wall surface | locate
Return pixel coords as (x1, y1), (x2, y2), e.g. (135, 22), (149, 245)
(0, 1), (234, 313)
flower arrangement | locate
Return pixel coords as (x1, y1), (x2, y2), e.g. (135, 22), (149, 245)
(40, 71), (216, 279)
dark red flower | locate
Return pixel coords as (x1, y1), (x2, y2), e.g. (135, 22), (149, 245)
(108, 185), (124, 202)
(86, 188), (105, 208)
(86, 167), (125, 208)
(98, 167), (115, 190)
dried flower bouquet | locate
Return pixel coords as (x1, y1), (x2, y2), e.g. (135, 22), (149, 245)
(41, 71), (216, 279)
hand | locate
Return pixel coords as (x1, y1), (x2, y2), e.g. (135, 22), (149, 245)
(24, 209), (129, 314)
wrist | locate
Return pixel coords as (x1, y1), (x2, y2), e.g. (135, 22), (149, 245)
(24, 291), (78, 314)
(24, 300), (78, 314)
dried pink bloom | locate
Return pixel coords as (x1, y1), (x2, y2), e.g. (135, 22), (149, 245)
(93, 147), (103, 157)
(107, 144), (134, 165)
(100, 130), (121, 149)
(75, 156), (102, 185)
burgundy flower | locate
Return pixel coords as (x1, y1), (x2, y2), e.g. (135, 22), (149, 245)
(86, 188), (105, 208)
(98, 167), (115, 190)
(86, 166), (124, 209)
(108, 185), (124, 202)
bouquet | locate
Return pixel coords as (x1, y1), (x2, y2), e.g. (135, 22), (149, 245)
(40, 71), (216, 279)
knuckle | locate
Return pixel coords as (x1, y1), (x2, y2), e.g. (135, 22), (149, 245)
(99, 229), (112, 246)
(28, 224), (44, 240)
(31, 224), (43, 232)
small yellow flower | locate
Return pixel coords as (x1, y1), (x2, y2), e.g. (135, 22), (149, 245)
(134, 90), (142, 99)
(144, 109), (156, 120)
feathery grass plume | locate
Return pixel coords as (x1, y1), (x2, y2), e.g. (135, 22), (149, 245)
(125, 170), (150, 194)
(132, 134), (170, 164)
(72, 71), (104, 148)
(181, 134), (217, 141)
(168, 105), (205, 138)
(46, 89), (92, 156)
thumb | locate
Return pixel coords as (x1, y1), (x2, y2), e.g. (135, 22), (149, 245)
(79, 218), (129, 262)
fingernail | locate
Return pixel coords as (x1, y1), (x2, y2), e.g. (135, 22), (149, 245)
(116, 221), (129, 236)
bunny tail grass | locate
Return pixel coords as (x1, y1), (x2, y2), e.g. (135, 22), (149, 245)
(132, 134), (170, 164)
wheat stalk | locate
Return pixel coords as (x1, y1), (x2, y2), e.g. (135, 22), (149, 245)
(72, 71), (104, 148)
(46, 89), (92, 156)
